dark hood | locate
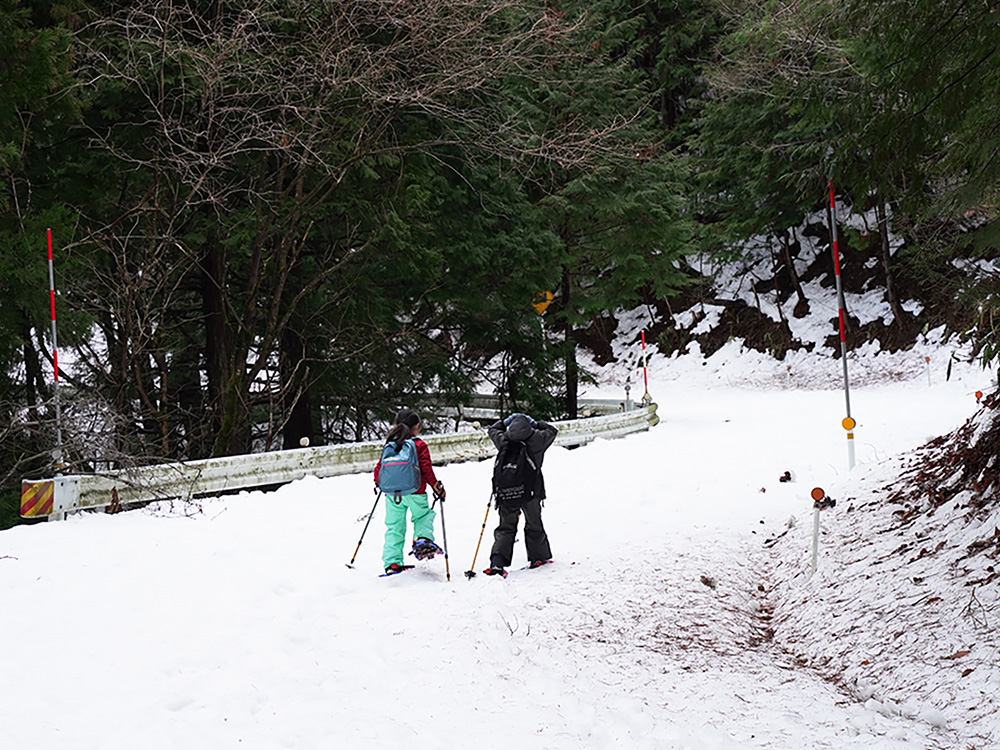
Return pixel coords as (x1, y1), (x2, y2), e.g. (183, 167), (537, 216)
(506, 415), (533, 442)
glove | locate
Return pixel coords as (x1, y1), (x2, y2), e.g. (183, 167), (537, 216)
(433, 480), (446, 500)
(504, 412), (529, 427)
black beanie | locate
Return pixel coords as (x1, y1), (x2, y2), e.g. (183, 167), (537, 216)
(395, 408), (420, 428)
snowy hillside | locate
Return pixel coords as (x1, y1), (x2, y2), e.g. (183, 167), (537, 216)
(585, 203), (997, 394)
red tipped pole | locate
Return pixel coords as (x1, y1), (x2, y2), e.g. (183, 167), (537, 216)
(828, 183), (854, 469)
(46, 229), (64, 471)
(641, 330), (650, 403)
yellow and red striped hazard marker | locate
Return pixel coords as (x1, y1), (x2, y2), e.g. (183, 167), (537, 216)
(21, 480), (54, 517)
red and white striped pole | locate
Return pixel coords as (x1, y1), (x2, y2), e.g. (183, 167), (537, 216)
(828, 182), (855, 469)
(46, 228), (64, 471)
(641, 330), (650, 403)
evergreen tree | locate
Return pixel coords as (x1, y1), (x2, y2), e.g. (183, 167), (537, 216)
(52, 0), (671, 459)
(835, 0), (1000, 358)
(0, 0), (82, 527)
(517, 0), (693, 416)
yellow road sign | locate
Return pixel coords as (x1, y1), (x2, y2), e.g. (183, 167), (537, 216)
(532, 291), (553, 315)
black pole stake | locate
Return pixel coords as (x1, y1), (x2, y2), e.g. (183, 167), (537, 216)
(436, 489), (451, 582)
(346, 490), (382, 569)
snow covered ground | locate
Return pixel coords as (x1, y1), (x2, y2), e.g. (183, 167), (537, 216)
(2, 335), (997, 749)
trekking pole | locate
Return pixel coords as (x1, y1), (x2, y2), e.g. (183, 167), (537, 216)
(434, 487), (451, 581)
(464, 495), (493, 579)
(346, 489), (382, 569)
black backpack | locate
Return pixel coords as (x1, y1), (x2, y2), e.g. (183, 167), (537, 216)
(492, 440), (538, 507)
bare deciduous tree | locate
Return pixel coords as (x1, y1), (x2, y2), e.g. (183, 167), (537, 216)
(69, 0), (643, 456)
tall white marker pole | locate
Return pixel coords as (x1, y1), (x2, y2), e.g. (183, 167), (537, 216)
(640, 330), (651, 404)
(47, 229), (64, 471)
(828, 182), (855, 469)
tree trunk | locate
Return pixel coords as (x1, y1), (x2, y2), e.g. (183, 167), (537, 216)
(201, 238), (229, 442)
(783, 229), (809, 317)
(562, 266), (578, 420)
(280, 328), (314, 450)
(875, 201), (907, 328)
(214, 372), (251, 456)
(201, 239), (251, 457)
(20, 320), (46, 405)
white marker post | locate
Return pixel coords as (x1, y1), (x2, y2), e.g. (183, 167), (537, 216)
(925, 356), (931, 386)
(842, 416), (856, 475)
(809, 487), (836, 575)
(810, 488), (822, 574)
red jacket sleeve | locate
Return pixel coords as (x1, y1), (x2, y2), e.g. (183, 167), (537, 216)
(415, 438), (437, 493)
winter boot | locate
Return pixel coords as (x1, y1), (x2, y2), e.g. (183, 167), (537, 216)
(483, 566), (507, 578)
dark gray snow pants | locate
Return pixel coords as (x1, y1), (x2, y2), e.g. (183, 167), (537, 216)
(490, 497), (551, 568)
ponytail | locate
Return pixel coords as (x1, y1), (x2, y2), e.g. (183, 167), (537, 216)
(386, 423), (410, 452)
(387, 407), (420, 451)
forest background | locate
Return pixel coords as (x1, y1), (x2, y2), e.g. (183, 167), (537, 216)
(2, 0), (1000, 529)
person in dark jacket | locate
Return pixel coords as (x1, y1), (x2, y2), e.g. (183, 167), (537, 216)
(484, 413), (557, 576)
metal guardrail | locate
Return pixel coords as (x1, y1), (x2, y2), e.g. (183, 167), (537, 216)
(432, 396), (632, 422)
(20, 403), (658, 520)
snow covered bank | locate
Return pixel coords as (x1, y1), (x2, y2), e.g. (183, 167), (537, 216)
(1, 345), (996, 749)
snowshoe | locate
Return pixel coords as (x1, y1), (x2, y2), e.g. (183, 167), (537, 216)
(411, 537), (443, 560)
(525, 559), (553, 570)
(483, 566), (507, 578)
(381, 563), (415, 577)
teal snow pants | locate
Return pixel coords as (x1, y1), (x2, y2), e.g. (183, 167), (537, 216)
(382, 492), (436, 568)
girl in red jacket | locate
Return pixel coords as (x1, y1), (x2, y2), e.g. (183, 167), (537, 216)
(374, 408), (445, 574)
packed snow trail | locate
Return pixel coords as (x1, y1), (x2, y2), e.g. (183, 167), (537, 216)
(0, 376), (983, 749)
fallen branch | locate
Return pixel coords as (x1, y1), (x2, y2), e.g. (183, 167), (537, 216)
(499, 611), (519, 636)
